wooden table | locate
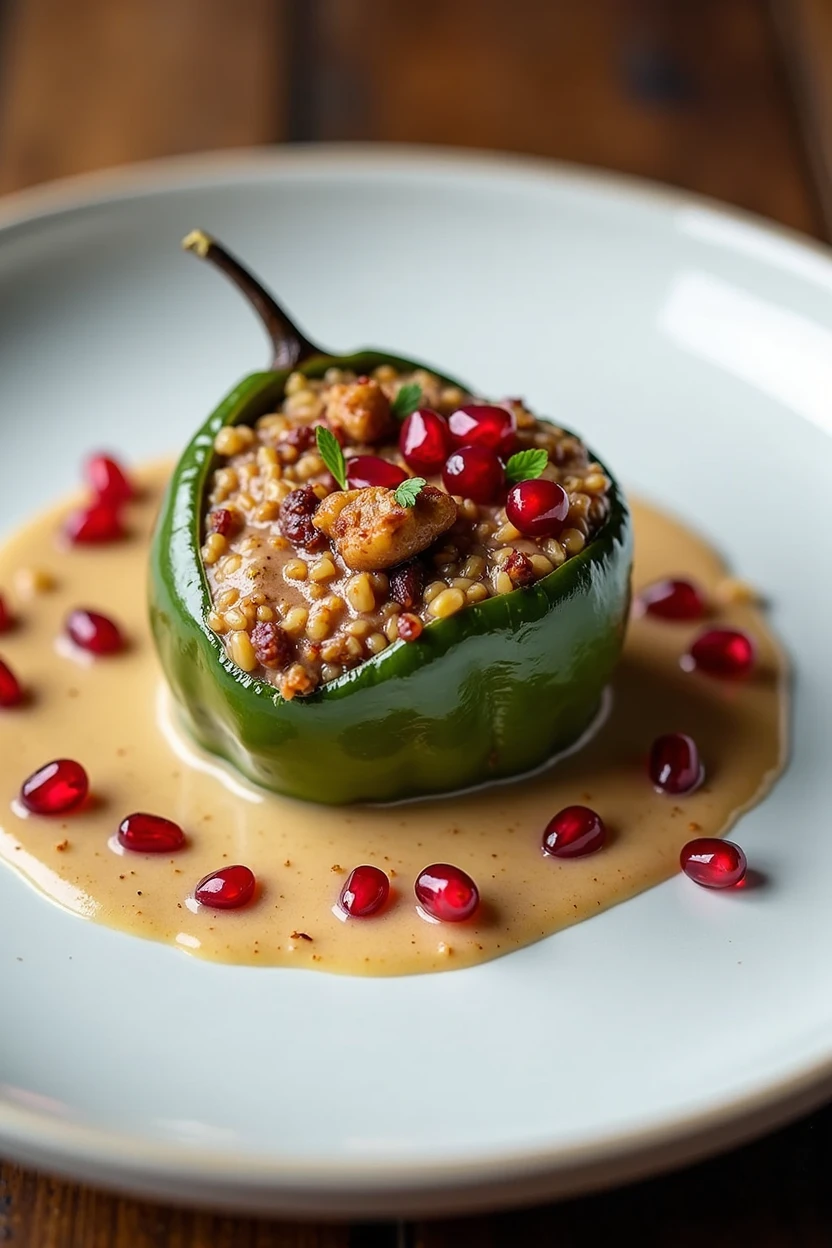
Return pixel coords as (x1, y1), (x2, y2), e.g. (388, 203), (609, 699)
(0, 1), (830, 1243)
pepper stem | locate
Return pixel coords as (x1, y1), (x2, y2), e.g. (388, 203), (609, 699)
(181, 230), (319, 371)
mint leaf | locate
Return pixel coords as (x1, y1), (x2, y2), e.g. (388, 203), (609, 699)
(315, 426), (347, 490)
(394, 477), (427, 507)
(391, 383), (422, 421)
(505, 448), (548, 485)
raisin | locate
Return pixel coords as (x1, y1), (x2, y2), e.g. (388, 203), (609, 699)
(279, 425), (315, 455)
(505, 550), (536, 587)
(279, 486), (327, 551)
(251, 622), (293, 670)
(389, 558), (425, 610)
(209, 508), (239, 538)
(397, 613), (424, 642)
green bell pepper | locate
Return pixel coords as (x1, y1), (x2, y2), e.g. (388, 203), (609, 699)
(149, 233), (633, 805)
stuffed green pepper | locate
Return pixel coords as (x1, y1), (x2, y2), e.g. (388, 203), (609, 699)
(149, 231), (633, 804)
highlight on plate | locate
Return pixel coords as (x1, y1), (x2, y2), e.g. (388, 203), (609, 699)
(0, 233), (787, 975)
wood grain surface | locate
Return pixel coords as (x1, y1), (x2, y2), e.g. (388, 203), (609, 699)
(0, 0), (829, 1244)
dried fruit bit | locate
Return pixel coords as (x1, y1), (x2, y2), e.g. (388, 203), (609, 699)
(504, 550), (535, 587)
(339, 865), (390, 917)
(649, 733), (703, 795)
(86, 453), (134, 505)
(397, 613), (424, 643)
(415, 863), (480, 922)
(65, 502), (124, 545)
(681, 838), (747, 889)
(251, 621), (293, 669)
(118, 812), (186, 853)
(542, 806), (606, 858)
(208, 508), (240, 538)
(389, 559), (425, 610)
(683, 629), (755, 679)
(637, 578), (707, 621)
(0, 658), (23, 707)
(279, 486), (327, 552)
(66, 609), (124, 656)
(20, 759), (89, 814)
(195, 865), (256, 909)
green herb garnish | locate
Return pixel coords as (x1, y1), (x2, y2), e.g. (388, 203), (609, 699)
(505, 448), (548, 485)
(316, 426), (348, 490)
(391, 383), (422, 421)
(394, 477), (427, 507)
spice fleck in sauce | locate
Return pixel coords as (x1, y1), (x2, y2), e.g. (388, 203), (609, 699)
(0, 464), (787, 975)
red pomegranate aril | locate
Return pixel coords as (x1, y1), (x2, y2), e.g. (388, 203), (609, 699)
(684, 629), (755, 679)
(20, 759), (89, 814)
(442, 445), (504, 504)
(543, 805), (606, 858)
(86, 453), (133, 505)
(195, 864), (256, 909)
(118, 812), (185, 853)
(681, 838), (747, 889)
(399, 409), (450, 474)
(66, 608), (124, 656)
(448, 404), (516, 456)
(415, 863), (480, 922)
(346, 455), (408, 491)
(339, 865), (390, 917)
(0, 658), (23, 707)
(638, 577), (706, 621)
(65, 502), (124, 545)
(506, 479), (569, 538)
(0, 594), (11, 633)
(649, 733), (703, 795)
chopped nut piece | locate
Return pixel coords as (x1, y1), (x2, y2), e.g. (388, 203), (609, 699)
(326, 378), (394, 445)
(313, 486), (457, 571)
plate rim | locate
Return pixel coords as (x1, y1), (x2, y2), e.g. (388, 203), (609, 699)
(1, 142), (830, 1216)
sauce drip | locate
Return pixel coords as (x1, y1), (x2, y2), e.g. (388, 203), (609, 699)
(0, 464), (787, 975)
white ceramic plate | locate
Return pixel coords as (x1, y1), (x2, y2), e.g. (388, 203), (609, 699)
(1, 147), (831, 1219)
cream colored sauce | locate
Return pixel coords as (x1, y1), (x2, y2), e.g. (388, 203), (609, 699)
(0, 464), (787, 976)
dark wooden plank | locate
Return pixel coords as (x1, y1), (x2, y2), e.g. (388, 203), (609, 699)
(303, 0), (822, 236)
(772, 0), (832, 235)
(0, 0), (287, 193)
(418, 1104), (832, 1247)
(0, 1162), (352, 1248)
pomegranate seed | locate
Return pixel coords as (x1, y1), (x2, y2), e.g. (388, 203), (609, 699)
(649, 733), (703, 795)
(542, 806), (606, 858)
(20, 759), (89, 814)
(0, 595), (11, 633)
(638, 577), (707, 621)
(397, 612), (424, 642)
(339, 865), (390, 917)
(0, 658), (23, 707)
(66, 608), (124, 656)
(684, 629), (755, 679)
(399, 409), (451, 475)
(65, 502), (124, 545)
(442, 445), (504, 503)
(448, 404), (516, 456)
(86, 453), (133, 504)
(195, 864), (256, 909)
(346, 456), (408, 491)
(415, 863), (480, 922)
(681, 838), (747, 889)
(118, 812), (185, 853)
(506, 479), (569, 538)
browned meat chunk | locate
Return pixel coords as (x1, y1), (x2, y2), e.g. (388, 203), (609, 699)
(325, 379), (394, 446)
(313, 486), (457, 572)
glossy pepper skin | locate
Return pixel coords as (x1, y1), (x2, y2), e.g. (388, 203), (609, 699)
(149, 233), (633, 806)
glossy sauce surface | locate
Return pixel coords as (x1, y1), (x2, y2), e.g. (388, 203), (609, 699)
(0, 465), (787, 975)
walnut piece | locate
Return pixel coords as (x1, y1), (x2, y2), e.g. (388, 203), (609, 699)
(325, 379), (394, 446)
(313, 486), (457, 572)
